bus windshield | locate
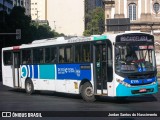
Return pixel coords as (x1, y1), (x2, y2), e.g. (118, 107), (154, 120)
(115, 43), (156, 75)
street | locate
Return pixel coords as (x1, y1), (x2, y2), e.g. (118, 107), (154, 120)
(0, 81), (160, 120)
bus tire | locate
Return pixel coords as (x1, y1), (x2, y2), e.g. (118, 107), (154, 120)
(25, 79), (34, 95)
(80, 82), (95, 102)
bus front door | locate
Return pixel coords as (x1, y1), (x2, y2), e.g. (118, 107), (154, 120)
(94, 43), (108, 95)
(13, 52), (21, 88)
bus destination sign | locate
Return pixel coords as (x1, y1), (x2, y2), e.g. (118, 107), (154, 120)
(116, 34), (153, 43)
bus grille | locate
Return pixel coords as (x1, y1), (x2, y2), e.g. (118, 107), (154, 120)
(131, 88), (154, 94)
(128, 74), (155, 80)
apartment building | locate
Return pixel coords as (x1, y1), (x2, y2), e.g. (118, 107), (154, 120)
(31, 0), (46, 20)
(47, 0), (85, 36)
(104, 0), (160, 41)
(30, 0), (103, 36)
(0, 0), (31, 15)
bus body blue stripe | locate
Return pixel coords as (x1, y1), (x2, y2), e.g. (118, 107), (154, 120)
(29, 65), (32, 78)
(34, 65), (38, 79)
(21, 64), (91, 81)
(56, 64), (91, 80)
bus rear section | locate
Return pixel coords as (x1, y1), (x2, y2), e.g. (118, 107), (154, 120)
(2, 49), (16, 88)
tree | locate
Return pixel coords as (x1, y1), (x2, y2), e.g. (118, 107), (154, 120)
(36, 24), (54, 39)
(5, 6), (32, 46)
(83, 7), (105, 36)
(0, 6), (65, 47)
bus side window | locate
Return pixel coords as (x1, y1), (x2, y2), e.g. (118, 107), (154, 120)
(59, 47), (64, 63)
(45, 48), (50, 63)
(33, 48), (44, 64)
(75, 45), (82, 62)
(22, 49), (32, 64)
(82, 44), (90, 62)
(66, 46), (73, 63)
(3, 51), (12, 65)
(44, 47), (57, 63)
(50, 47), (57, 63)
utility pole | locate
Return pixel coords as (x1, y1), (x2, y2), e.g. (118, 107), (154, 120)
(54, 21), (56, 30)
(36, 10), (39, 20)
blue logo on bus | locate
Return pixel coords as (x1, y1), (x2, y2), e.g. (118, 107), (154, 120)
(21, 65), (28, 78)
(57, 64), (91, 80)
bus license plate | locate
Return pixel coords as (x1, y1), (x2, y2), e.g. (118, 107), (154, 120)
(139, 89), (147, 93)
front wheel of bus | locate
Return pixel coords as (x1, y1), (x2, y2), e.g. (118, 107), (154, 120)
(25, 79), (34, 95)
(81, 82), (95, 102)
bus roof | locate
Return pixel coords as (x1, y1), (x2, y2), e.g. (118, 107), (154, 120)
(2, 31), (153, 51)
(2, 35), (108, 50)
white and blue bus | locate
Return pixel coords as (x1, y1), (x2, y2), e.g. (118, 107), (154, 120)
(1, 32), (158, 101)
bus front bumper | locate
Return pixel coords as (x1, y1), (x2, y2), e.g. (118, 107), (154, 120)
(116, 82), (158, 97)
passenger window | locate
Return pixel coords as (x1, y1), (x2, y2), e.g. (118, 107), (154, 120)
(22, 49), (32, 64)
(3, 51), (12, 65)
(66, 46), (73, 63)
(82, 44), (90, 62)
(50, 47), (57, 63)
(45, 48), (50, 63)
(33, 48), (44, 64)
(75, 45), (82, 62)
(59, 47), (64, 63)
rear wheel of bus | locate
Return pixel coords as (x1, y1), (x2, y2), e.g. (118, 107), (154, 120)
(25, 79), (34, 95)
(80, 82), (95, 102)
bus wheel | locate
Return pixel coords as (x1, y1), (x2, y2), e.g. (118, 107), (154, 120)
(80, 82), (95, 102)
(25, 79), (34, 95)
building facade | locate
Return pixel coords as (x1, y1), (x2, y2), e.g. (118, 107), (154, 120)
(30, 0), (103, 36)
(31, 0), (46, 20)
(46, 0), (85, 36)
(0, 0), (31, 15)
(104, 0), (160, 41)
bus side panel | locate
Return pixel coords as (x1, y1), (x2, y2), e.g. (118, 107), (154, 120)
(20, 64), (56, 91)
(2, 66), (14, 88)
(55, 63), (92, 94)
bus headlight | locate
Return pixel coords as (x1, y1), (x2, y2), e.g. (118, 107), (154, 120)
(152, 82), (156, 85)
(116, 79), (131, 87)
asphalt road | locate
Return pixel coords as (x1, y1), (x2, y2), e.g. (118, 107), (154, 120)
(0, 81), (160, 120)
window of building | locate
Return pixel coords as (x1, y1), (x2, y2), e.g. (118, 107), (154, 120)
(128, 3), (136, 21)
(153, 2), (160, 13)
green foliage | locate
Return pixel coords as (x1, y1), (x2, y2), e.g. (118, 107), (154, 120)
(83, 7), (105, 36)
(0, 6), (64, 47)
